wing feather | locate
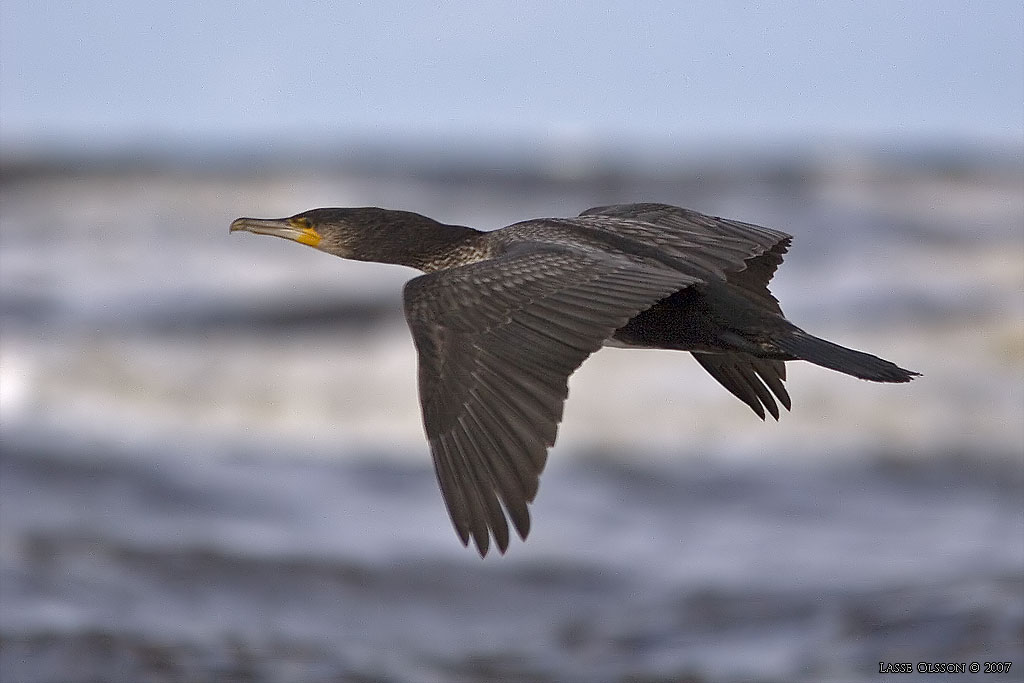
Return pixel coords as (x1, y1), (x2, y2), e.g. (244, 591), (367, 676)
(692, 352), (792, 420)
(576, 203), (790, 282)
(404, 244), (692, 555)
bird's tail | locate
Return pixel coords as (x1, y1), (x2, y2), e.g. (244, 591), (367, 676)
(774, 331), (919, 383)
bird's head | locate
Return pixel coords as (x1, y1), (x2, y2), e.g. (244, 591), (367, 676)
(230, 207), (480, 270)
(230, 208), (383, 260)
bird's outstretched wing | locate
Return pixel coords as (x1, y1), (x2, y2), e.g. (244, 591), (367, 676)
(579, 203), (795, 418)
(578, 203), (791, 284)
(403, 242), (693, 556)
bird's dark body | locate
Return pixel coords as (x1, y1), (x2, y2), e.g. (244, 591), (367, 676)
(231, 202), (919, 556)
(613, 283), (789, 355)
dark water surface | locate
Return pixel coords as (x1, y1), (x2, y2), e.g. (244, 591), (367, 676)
(1, 436), (1021, 683)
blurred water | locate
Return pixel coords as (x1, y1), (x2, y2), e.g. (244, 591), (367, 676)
(1, 151), (1022, 682)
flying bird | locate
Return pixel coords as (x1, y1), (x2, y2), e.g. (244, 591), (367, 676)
(231, 203), (918, 555)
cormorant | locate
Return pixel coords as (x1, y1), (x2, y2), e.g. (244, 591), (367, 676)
(230, 203), (918, 555)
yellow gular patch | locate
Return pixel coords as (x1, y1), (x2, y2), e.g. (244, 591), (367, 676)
(295, 228), (321, 247)
(289, 219), (322, 247)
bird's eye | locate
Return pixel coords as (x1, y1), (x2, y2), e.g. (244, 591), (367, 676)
(291, 217), (310, 228)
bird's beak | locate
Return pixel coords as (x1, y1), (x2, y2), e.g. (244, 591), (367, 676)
(230, 217), (322, 248)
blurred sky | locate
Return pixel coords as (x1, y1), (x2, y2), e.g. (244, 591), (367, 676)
(1, 0), (1023, 154)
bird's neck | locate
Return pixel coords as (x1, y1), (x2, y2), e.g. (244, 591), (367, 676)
(351, 213), (484, 272)
(404, 222), (484, 273)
